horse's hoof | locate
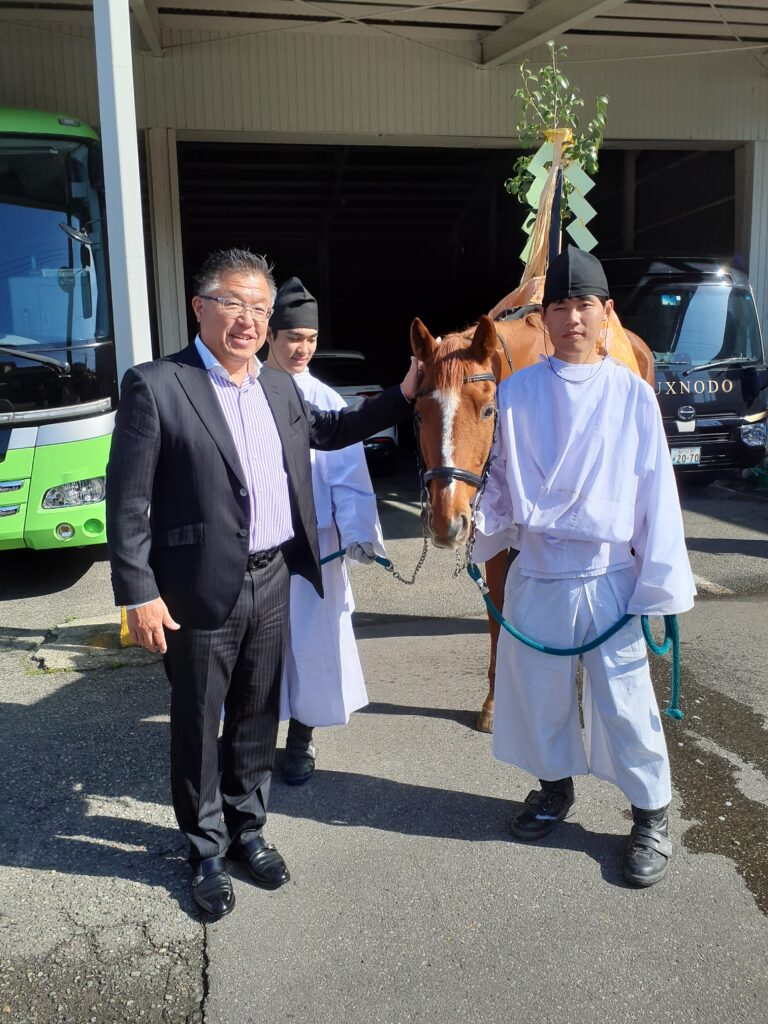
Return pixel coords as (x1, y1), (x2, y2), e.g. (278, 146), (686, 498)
(475, 710), (493, 734)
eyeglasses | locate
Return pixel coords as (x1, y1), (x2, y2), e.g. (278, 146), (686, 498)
(199, 295), (274, 322)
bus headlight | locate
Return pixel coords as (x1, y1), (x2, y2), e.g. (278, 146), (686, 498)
(740, 423), (767, 447)
(42, 477), (106, 509)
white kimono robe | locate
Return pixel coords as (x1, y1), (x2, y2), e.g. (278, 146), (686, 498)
(280, 369), (385, 727)
(474, 355), (696, 808)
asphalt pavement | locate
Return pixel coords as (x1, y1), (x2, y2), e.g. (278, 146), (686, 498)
(1, 465), (767, 1024)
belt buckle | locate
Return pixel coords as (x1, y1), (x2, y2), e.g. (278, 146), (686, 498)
(249, 549), (275, 570)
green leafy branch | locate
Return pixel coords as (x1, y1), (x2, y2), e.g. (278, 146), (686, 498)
(505, 40), (608, 219)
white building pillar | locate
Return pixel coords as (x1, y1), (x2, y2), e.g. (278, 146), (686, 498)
(736, 141), (768, 338)
(146, 127), (188, 355)
(93, 0), (153, 384)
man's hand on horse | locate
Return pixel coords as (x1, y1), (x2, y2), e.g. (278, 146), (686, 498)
(127, 598), (181, 654)
(401, 356), (423, 401)
(347, 541), (377, 565)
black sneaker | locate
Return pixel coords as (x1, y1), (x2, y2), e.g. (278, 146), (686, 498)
(510, 778), (575, 841)
(623, 805), (672, 887)
(282, 740), (316, 785)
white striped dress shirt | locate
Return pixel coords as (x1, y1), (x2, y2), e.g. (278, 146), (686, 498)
(195, 337), (293, 553)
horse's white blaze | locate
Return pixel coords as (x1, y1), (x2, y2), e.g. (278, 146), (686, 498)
(428, 387), (460, 490)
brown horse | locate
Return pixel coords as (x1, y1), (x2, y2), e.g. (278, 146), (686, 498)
(411, 311), (654, 732)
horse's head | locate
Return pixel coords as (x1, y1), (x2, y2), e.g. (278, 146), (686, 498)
(411, 315), (500, 549)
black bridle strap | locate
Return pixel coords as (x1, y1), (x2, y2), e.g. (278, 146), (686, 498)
(422, 466), (486, 488)
(494, 330), (515, 375)
(413, 371), (496, 401)
(416, 370), (499, 493)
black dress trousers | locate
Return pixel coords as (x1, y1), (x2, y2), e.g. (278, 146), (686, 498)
(164, 553), (290, 862)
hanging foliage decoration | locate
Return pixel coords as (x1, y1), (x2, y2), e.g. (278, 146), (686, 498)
(505, 40), (608, 224)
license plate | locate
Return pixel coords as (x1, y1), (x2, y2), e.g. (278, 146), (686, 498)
(671, 447), (701, 466)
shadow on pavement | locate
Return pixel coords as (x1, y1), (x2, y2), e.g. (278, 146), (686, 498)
(0, 625), (50, 649)
(679, 479), (768, 533)
(508, 820), (628, 889)
(353, 613), (487, 636)
(357, 700), (478, 728)
(271, 766), (627, 885)
(0, 644), (632, 916)
(0, 545), (108, 600)
(684, 536), (768, 557)
(0, 661), (196, 916)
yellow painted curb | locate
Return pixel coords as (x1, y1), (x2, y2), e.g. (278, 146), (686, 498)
(119, 607), (136, 648)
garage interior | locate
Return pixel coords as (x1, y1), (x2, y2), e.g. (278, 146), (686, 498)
(177, 142), (735, 387)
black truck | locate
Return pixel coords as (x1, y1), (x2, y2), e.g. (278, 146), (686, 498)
(603, 256), (768, 483)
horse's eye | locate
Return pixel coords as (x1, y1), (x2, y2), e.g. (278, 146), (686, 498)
(481, 405), (494, 419)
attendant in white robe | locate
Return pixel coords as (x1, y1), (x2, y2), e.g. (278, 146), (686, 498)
(473, 246), (695, 887)
(266, 277), (384, 785)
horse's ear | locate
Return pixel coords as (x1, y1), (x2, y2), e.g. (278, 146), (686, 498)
(411, 318), (437, 362)
(490, 349), (503, 383)
(468, 315), (497, 364)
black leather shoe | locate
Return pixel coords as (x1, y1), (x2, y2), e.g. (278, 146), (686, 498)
(510, 778), (575, 841)
(232, 834), (290, 890)
(191, 856), (235, 920)
(623, 805), (672, 887)
(283, 739), (316, 785)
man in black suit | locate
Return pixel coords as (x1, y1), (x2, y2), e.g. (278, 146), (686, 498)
(106, 249), (418, 919)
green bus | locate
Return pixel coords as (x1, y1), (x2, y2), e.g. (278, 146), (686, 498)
(0, 108), (115, 550)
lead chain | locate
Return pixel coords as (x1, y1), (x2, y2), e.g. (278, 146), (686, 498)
(381, 532), (430, 586)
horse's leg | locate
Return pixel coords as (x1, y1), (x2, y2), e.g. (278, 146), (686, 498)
(476, 549), (508, 733)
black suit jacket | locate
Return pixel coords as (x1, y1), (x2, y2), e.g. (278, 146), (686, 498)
(106, 342), (411, 629)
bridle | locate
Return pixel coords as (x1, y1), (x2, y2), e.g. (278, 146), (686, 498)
(413, 370), (499, 575)
(412, 330), (512, 573)
(414, 371), (499, 492)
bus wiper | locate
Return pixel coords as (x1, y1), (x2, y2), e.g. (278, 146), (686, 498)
(682, 357), (760, 376)
(59, 222), (92, 246)
(0, 345), (70, 375)
(654, 359), (690, 367)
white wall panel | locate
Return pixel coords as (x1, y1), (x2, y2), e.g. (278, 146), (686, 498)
(3, 18), (767, 348)
(1, 23), (767, 145)
(0, 22), (99, 126)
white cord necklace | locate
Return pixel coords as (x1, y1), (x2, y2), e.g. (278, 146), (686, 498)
(546, 353), (606, 383)
(543, 328), (607, 384)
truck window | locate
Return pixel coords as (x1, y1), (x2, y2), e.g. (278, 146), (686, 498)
(611, 283), (763, 367)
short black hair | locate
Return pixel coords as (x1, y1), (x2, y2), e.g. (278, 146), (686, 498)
(194, 248), (276, 301)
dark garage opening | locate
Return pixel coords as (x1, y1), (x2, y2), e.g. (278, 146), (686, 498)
(177, 142), (736, 386)
(177, 142), (525, 386)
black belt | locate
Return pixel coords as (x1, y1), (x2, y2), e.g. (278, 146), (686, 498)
(247, 547), (281, 570)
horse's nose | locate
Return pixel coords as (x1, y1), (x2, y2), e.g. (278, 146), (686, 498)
(441, 513), (469, 546)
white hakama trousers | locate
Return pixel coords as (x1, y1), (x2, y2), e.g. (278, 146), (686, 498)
(493, 562), (672, 810)
(280, 526), (369, 728)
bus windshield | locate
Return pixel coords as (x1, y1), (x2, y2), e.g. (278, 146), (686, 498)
(0, 134), (115, 422)
(610, 282), (764, 369)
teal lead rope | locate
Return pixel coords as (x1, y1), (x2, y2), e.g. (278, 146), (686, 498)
(319, 539), (429, 587)
(642, 614), (683, 720)
(319, 550), (683, 720)
(466, 562), (683, 721)
(320, 547), (391, 569)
